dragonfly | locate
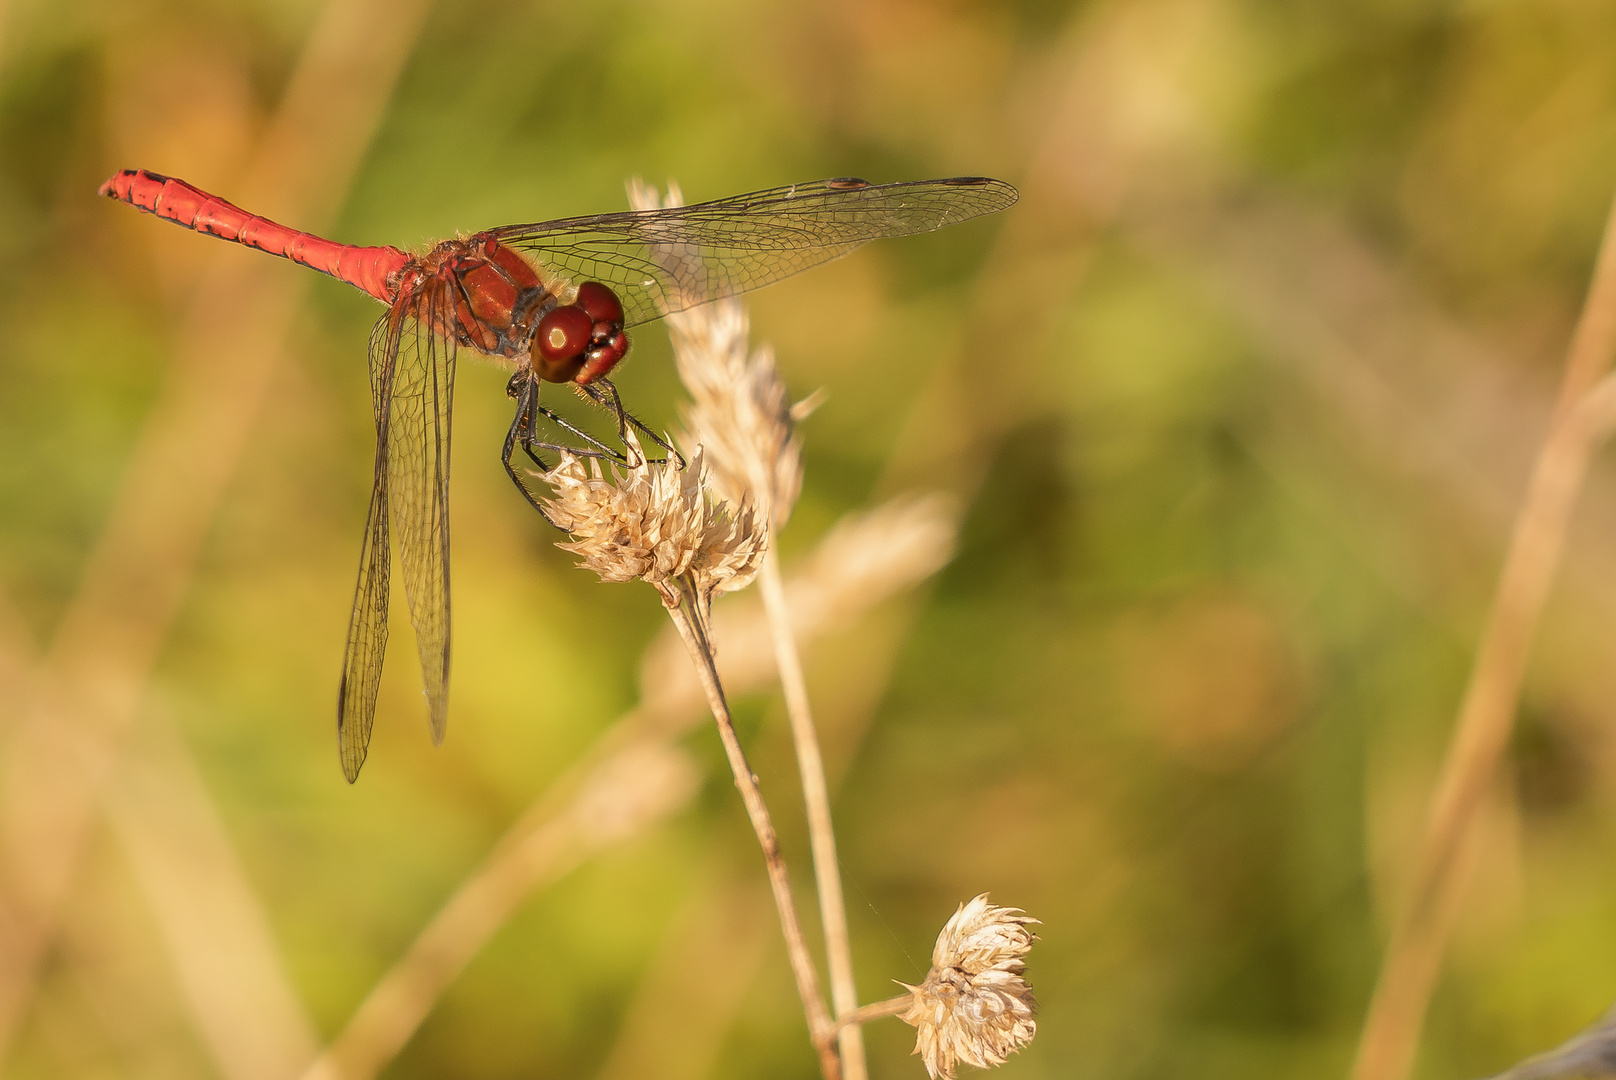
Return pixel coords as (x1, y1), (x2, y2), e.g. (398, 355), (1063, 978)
(100, 167), (1018, 781)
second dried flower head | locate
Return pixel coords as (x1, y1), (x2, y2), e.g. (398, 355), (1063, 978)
(900, 895), (1039, 1080)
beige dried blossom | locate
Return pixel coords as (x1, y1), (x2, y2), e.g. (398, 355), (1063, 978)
(539, 432), (766, 605)
(627, 178), (807, 527)
(899, 895), (1039, 1079)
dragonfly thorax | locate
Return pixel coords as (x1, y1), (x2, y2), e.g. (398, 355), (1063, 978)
(410, 238), (629, 385)
(409, 238), (555, 361)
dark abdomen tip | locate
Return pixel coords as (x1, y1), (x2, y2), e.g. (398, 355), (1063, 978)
(98, 168), (170, 201)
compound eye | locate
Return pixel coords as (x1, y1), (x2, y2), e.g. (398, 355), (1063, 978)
(534, 305), (592, 362)
(575, 281), (625, 326)
(575, 330), (631, 385)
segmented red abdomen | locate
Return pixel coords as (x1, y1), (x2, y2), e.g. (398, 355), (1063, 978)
(99, 169), (408, 305)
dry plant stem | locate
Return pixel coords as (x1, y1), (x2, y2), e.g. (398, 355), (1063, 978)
(834, 994), (913, 1032)
(662, 574), (842, 1080)
(759, 552), (867, 1080)
(1350, 185), (1616, 1080)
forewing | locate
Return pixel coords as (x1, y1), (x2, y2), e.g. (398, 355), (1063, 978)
(493, 176), (1018, 327)
(387, 278), (456, 747)
(337, 314), (400, 783)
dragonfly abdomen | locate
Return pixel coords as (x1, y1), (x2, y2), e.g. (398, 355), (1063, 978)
(99, 168), (407, 305)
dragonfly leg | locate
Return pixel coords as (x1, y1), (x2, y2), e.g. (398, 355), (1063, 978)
(500, 373), (690, 528)
(502, 376), (559, 522)
(506, 371), (628, 468)
(576, 379), (685, 469)
(525, 400), (635, 465)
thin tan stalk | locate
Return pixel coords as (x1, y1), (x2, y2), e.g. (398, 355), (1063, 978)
(759, 551), (866, 1080)
(1349, 183), (1616, 1080)
(661, 574), (841, 1080)
(834, 994), (912, 1032)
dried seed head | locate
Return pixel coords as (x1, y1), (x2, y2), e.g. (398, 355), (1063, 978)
(628, 178), (806, 528)
(899, 895), (1039, 1079)
(675, 304), (804, 525)
(539, 433), (766, 602)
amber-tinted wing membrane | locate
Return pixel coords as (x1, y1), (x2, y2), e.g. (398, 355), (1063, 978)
(336, 283), (457, 782)
(337, 315), (399, 782)
(491, 176), (1018, 328)
(387, 281), (456, 750)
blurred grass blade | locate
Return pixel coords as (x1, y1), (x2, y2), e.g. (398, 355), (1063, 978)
(1349, 183), (1616, 1080)
(592, 870), (774, 1080)
(0, 586), (319, 1080)
(107, 708), (321, 1080)
(0, 0), (431, 1065)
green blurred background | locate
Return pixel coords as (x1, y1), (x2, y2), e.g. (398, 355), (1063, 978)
(4, 0), (1616, 1078)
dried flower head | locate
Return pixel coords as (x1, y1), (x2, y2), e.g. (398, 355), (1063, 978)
(539, 432), (766, 605)
(627, 178), (807, 527)
(899, 895), (1039, 1079)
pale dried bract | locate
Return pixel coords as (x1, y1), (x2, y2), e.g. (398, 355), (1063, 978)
(539, 433), (766, 602)
(900, 895), (1039, 1080)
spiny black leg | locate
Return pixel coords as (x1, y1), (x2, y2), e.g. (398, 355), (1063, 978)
(624, 412), (684, 469)
(515, 381), (549, 471)
(501, 373), (694, 531)
(578, 379), (684, 468)
(502, 378), (553, 518)
(526, 403), (630, 464)
(581, 379), (635, 451)
(599, 379), (683, 467)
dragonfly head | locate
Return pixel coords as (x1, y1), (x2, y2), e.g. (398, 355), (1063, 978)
(528, 281), (629, 385)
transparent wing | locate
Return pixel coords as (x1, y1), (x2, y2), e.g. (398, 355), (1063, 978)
(335, 286), (457, 783)
(490, 176), (1018, 328)
(388, 280), (456, 749)
(337, 315), (399, 783)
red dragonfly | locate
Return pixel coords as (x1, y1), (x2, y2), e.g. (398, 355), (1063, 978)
(100, 167), (1018, 781)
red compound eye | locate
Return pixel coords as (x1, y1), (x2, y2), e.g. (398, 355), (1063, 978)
(575, 330), (630, 385)
(575, 281), (624, 326)
(534, 305), (592, 362)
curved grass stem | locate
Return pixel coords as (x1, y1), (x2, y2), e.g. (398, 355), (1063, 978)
(1349, 182), (1616, 1080)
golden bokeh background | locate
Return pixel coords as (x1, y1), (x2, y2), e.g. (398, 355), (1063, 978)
(4, 0), (1616, 1078)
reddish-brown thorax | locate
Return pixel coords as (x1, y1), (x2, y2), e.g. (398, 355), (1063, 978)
(403, 237), (553, 361)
